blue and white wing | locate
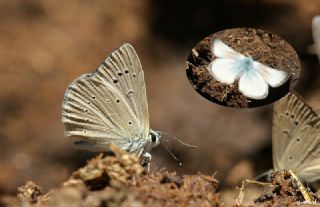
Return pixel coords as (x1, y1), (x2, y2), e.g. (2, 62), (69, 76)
(208, 58), (242, 84)
(208, 39), (245, 84)
(211, 39), (245, 59)
(253, 61), (288, 87)
(238, 68), (268, 99)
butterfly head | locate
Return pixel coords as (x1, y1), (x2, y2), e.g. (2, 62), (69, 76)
(149, 129), (161, 149)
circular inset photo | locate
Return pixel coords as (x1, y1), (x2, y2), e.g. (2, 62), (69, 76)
(186, 28), (300, 108)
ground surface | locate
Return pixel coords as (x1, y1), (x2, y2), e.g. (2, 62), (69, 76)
(1, 146), (320, 207)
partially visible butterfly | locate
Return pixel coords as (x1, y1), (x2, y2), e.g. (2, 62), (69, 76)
(312, 15), (320, 62)
(208, 39), (289, 100)
(62, 43), (161, 164)
(272, 92), (320, 182)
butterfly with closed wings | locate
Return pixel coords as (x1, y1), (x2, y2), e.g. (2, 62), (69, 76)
(208, 39), (289, 100)
(273, 92), (320, 182)
(236, 92), (319, 204)
(312, 15), (320, 62)
(62, 43), (161, 166)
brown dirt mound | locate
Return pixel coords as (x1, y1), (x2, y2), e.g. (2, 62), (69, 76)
(2, 145), (320, 207)
(0, 145), (221, 207)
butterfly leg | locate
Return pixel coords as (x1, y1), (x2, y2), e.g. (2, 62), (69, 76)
(141, 152), (152, 172)
(235, 179), (273, 206)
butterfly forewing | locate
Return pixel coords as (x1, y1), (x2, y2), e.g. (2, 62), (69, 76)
(62, 43), (150, 151)
(272, 92), (320, 181)
(98, 44), (149, 135)
(212, 39), (244, 59)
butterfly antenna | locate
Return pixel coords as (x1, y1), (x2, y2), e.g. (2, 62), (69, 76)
(158, 131), (198, 149)
(160, 142), (182, 166)
(254, 169), (274, 181)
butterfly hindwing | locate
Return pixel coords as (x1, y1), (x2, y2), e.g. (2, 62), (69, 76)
(272, 92), (320, 182)
(62, 44), (149, 151)
(253, 61), (288, 87)
(238, 68), (268, 99)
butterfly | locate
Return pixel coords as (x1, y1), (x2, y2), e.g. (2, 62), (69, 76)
(272, 91), (320, 182)
(312, 15), (320, 62)
(61, 43), (161, 164)
(208, 38), (289, 100)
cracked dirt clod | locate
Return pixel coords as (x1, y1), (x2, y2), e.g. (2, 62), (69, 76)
(68, 144), (144, 190)
(17, 181), (42, 204)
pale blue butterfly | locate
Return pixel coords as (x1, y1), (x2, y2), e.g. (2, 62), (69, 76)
(208, 39), (289, 100)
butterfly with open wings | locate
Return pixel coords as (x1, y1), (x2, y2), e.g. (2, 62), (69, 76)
(208, 39), (289, 100)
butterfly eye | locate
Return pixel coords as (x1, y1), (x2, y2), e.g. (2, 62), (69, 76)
(294, 121), (299, 125)
(117, 72), (123, 76)
(289, 156), (293, 161)
(125, 70), (129, 74)
(113, 79), (118, 83)
(284, 173), (291, 180)
(296, 138), (300, 142)
(151, 133), (157, 143)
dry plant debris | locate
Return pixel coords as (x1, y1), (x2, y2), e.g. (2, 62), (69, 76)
(236, 170), (320, 207)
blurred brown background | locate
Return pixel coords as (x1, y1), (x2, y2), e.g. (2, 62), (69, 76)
(0, 0), (320, 195)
